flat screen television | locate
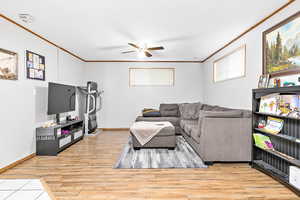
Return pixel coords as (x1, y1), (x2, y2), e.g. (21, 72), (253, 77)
(47, 82), (76, 122)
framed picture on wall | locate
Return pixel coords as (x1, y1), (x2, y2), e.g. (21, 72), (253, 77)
(26, 50), (45, 81)
(0, 48), (18, 80)
(263, 11), (300, 77)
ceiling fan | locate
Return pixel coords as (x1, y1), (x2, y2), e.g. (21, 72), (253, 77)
(122, 43), (164, 57)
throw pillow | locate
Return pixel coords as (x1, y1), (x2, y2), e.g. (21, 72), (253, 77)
(159, 104), (179, 117)
(142, 108), (161, 117)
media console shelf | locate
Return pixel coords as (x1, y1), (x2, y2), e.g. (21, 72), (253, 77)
(252, 86), (300, 196)
(36, 119), (84, 156)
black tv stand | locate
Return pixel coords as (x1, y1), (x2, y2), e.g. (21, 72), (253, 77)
(36, 119), (84, 156)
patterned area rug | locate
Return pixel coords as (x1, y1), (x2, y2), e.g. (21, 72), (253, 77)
(114, 136), (207, 169)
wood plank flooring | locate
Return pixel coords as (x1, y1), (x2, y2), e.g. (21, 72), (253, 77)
(0, 131), (299, 200)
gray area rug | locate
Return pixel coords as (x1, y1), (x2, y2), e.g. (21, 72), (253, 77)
(114, 136), (207, 169)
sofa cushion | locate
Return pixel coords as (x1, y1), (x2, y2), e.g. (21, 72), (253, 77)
(180, 120), (185, 129)
(180, 119), (197, 129)
(178, 102), (203, 120)
(191, 127), (201, 143)
(180, 120), (198, 136)
(159, 104), (179, 117)
(136, 116), (180, 126)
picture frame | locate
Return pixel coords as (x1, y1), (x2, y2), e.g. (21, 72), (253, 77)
(26, 50), (45, 81)
(258, 74), (270, 88)
(0, 48), (18, 80)
(263, 11), (300, 77)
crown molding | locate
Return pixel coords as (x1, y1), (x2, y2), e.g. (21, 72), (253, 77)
(1, 0), (295, 64)
(85, 60), (202, 63)
(201, 0), (295, 63)
(0, 13), (85, 62)
(0, 14), (201, 63)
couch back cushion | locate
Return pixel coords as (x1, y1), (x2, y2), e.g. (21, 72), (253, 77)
(179, 102), (203, 120)
(159, 104), (179, 117)
(202, 104), (233, 111)
(201, 104), (215, 111)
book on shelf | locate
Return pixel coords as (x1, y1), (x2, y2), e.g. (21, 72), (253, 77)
(277, 95), (300, 118)
(259, 93), (279, 115)
(259, 94), (300, 118)
(253, 133), (274, 150)
(253, 133), (296, 160)
(261, 117), (283, 134)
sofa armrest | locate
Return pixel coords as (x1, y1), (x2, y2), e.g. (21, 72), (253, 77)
(198, 117), (252, 162)
(197, 110), (244, 138)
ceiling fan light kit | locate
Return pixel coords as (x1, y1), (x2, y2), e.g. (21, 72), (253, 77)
(138, 50), (146, 58)
(122, 43), (164, 58)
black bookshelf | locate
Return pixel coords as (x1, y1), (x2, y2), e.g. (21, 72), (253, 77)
(252, 86), (300, 196)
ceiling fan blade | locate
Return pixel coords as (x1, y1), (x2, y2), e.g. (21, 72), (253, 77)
(128, 43), (140, 49)
(144, 51), (152, 57)
(147, 46), (164, 51)
(121, 50), (136, 54)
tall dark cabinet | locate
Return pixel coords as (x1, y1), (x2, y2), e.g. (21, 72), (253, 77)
(252, 86), (300, 196)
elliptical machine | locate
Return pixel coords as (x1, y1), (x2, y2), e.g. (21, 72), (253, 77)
(77, 81), (104, 134)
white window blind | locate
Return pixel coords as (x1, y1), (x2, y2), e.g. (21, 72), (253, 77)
(129, 68), (175, 87)
(213, 45), (246, 82)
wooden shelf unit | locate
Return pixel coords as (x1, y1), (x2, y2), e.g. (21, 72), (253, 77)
(252, 86), (300, 196)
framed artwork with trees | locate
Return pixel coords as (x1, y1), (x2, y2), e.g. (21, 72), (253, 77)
(263, 11), (300, 77)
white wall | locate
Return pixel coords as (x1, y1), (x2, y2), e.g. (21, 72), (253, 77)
(84, 62), (203, 128)
(202, 1), (300, 110)
(0, 18), (84, 169)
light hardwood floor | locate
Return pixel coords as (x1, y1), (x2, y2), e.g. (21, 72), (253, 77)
(0, 131), (299, 200)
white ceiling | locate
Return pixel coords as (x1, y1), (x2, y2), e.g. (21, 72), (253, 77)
(1, 0), (289, 61)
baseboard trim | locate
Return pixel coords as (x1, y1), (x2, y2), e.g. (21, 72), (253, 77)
(0, 153), (36, 174)
(101, 128), (129, 131)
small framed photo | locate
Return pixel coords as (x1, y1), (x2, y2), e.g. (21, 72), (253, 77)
(0, 48), (18, 80)
(258, 74), (270, 88)
(26, 50), (45, 81)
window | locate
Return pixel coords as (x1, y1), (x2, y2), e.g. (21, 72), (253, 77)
(129, 68), (175, 87)
(213, 45), (246, 82)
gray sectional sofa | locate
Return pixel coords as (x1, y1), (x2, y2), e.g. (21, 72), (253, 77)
(136, 102), (252, 164)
